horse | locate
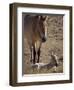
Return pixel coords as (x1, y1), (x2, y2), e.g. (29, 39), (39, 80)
(24, 15), (47, 64)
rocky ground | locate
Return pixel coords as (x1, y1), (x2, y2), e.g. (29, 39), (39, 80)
(22, 15), (63, 75)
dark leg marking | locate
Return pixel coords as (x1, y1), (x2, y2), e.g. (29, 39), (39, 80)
(30, 48), (32, 63)
(33, 46), (36, 64)
(37, 48), (40, 63)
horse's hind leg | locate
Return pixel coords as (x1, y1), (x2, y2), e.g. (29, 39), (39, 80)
(30, 47), (33, 63)
(37, 48), (40, 63)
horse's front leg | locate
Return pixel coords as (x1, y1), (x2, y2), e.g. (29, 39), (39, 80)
(37, 48), (40, 63)
(33, 46), (36, 64)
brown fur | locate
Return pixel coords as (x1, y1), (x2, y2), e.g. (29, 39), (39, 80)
(24, 15), (47, 64)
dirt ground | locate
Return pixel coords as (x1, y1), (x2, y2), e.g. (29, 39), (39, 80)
(22, 15), (63, 75)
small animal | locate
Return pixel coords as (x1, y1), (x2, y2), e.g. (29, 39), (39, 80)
(31, 52), (59, 72)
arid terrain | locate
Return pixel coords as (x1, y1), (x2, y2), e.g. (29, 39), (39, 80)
(22, 15), (63, 75)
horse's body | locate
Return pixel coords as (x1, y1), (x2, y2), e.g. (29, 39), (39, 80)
(24, 15), (47, 64)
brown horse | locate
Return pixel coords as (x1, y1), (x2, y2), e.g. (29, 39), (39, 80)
(24, 15), (47, 64)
